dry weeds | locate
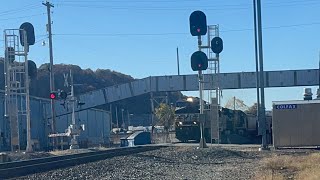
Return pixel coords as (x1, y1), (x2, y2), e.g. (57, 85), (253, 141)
(255, 152), (320, 180)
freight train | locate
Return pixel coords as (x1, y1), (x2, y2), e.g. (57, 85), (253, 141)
(174, 99), (272, 144)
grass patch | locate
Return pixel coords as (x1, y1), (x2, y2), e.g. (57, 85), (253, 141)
(255, 153), (320, 180)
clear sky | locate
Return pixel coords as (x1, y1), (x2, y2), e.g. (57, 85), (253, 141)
(1, 0), (320, 110)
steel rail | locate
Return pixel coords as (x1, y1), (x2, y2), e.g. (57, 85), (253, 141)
(0, 145), (167, 179)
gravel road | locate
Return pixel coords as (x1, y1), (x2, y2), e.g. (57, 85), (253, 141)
(16, 145), (265, 180)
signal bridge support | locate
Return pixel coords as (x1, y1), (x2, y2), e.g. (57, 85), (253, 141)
(4, 29), (32, 152)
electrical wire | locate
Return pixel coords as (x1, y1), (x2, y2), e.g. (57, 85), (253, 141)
(0, 1), (319, 40)
(56, 0), (320, 11)
(0, 0), (317, 16)
(34, 37), (48, 44)
(53, 32), (188, 37)
(54, 3), (250, 11)
(0, 4), (42, 16)
(51, 22), (320, 38)
(0, 13), (45, 21)
(58, 0), (318, 5)
(59, 0), (211, 2)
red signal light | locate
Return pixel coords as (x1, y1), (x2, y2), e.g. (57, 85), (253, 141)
(191, 51), (208, 71)
(189, 11), (207, 36)
(50, 93), (56, 99)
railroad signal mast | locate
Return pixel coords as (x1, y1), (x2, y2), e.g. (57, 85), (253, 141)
(189, 11), (224, 148)
(208, 32), (223, 144)
(189, 11), (208, 148)
(4, 22), (36, 152)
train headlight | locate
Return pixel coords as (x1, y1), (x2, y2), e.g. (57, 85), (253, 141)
(193, 121), (197, 125)
(179, 122), (183, 125)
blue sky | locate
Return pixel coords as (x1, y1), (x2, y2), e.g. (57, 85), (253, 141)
(1, 0), (320, 110)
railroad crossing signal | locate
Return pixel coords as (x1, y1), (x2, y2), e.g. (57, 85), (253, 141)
(50, 91), (68, 100)
(59, 91), (68, 100)
(50, 92), (58, 99)
(189, 11), (207, 36)
(191, 51), (208, 71)
(211, 37), (223, 54)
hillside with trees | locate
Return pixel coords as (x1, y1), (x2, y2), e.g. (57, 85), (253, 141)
(0, 60), (182, 119)
(31, 63), (135, 97)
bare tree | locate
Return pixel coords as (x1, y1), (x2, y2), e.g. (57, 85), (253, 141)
(224, 96), (249, 112)
(245, 103), (258, 116)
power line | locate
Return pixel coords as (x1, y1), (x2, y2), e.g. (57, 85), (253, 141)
(0, 3), (38, 14)
(264, 22), (320, 29)
(51, 22), (320, 38)
(56, 3), (250, 11)
(264, 0), (319, 4)
(223, 22), (320, 32)
(59, 0), (211, 2)
(0, 35), (46, 44)
(35, 37), (48, 44)
(265, 1), (320, 8)
(0, 13), (45, 21)
(53, 32), (188, 37)
(56, 0), (320, 11)
(0, 4), (42, 16)
(0, 0), (316, 17)
(59, 0), (318, 4)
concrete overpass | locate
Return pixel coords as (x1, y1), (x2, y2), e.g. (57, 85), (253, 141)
(53, 69), (319, 117)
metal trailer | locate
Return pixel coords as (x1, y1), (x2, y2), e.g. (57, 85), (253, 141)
(272, 100), (320, 148)
(0, 93), (111, 151)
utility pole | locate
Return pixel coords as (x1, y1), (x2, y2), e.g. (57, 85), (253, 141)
(121, 109), (125, 128)
(43, 1), (56, 147)
(150, 92), (155, 126)
(115, 106), (119, 128)
(127, 110), (130, 128)
(318, 51), (320, 99)
(176, 47), (180, 75)
(253, 0), (261, 143)
(109, 104), (113, 128)
(254, 0), (268, 150)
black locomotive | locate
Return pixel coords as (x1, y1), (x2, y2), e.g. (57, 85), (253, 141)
(174, 99), (209, 142)
(174, 99), (271, 144)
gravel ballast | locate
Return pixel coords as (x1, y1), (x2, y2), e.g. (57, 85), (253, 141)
(16, 145), (264, 180)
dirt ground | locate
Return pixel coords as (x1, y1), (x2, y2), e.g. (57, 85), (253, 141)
(6, 144), (320, 180)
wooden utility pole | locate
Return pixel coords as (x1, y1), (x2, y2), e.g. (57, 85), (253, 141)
(43, 1), (56, 147)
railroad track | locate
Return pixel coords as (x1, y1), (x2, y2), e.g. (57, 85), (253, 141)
(0, 145), (167, 179)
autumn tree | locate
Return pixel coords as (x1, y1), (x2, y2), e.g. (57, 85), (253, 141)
(154, 103), (175, 132)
